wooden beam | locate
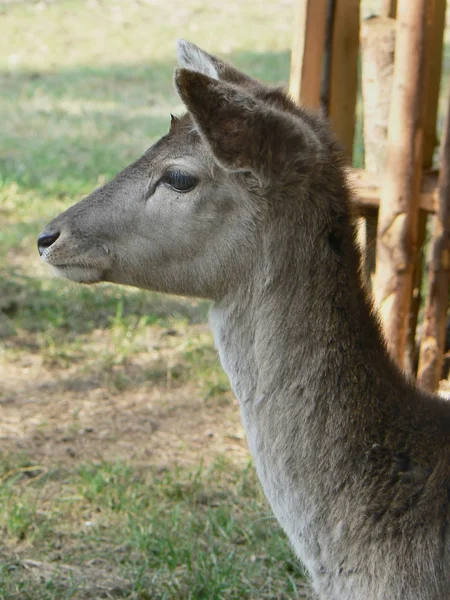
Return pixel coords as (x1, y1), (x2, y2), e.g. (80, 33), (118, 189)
(289, 0), (328, 111)
(327, 0), (360, 160)
(349, 169), (437, 214)
(372, 0), (430, 369)
(417, 85), (450, 392)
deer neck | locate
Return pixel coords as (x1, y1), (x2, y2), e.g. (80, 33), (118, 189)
(209, 220), (395, 570)
(210, 220), (389, 421)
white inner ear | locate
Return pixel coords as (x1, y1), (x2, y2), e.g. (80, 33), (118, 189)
(176, 39), (219, 80)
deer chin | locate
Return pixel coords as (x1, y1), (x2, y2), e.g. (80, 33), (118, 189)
(50, 264), (104, 284)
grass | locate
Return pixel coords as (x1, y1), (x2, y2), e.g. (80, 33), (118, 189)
(0, 456), (306, 600)
(0, 0), (307, 597)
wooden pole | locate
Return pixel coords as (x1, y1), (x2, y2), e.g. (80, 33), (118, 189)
(360, 17), (396, 176)
(327, 0), (360, 160)
(289, 0), (328, 111)
(320, 0), (336, 115)
(360, 15), (396, 286)
(381, 0), (397, 19)
(422, 0), (446, 169)
(373, 0), (429, 369)
(417, 86), (450, 392)
(406, 0), (446, 375)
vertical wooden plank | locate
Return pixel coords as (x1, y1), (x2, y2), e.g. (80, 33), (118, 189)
(327, 0), (360, 160)
(406, 0), (445, 375)
(381, 0), (397, 19)
(320, 0), (336, 115)
(360, 16), (396, 286)
(417, 86), (450, 392)
(373, 0), (430, 369)
(423, 0), (446, 169)
(360, 17), (396, 175)
(289, 0), (329, 111)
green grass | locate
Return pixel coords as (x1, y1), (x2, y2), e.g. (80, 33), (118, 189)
(0, 1), (307, 597)
(0, 455), (306, 599)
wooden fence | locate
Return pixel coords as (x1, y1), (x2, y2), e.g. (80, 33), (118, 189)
(289, 0), (450, 392)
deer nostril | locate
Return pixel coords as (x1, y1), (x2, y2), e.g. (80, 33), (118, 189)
(37, 230), (60, 256)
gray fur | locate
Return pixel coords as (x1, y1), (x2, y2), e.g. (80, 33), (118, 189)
(176, 39), (219, 80)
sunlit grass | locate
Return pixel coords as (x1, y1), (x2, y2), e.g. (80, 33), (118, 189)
(0, 455), (306, 599)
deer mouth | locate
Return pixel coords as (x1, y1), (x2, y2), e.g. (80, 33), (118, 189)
(39, 238), (112, 284)
(49, 264), (106, 284)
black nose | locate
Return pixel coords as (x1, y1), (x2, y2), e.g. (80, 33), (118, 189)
(37, 230), (60, 256)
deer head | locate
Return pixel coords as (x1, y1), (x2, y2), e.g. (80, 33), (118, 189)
(38, 40), (345, 301)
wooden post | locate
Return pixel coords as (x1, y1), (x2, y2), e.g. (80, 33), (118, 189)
(422, 0), (446, 170)
(327, 0), (360, 160)
(320, 0), (336, 115)
(289, 0), (329, 111)
(360, 17), (396, 176)
(373, 0), (429, 369)
(406, 0), (446, 375)
(417, 86), (450, 392)
(360, 16), (396, 286)
(381, 0), (397, 19)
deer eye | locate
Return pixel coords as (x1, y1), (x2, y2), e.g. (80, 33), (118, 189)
(163, 170), (198, 193)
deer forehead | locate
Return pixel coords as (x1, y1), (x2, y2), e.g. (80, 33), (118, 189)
(142, 116), (217, 178)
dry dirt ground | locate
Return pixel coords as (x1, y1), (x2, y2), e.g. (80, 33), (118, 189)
(1, 301), (449, 472)
(2, 342), (449, 475)
(0, 323), (248, 472)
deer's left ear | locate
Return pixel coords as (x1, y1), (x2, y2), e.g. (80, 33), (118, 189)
(176, 39), (257, 87)
(175, 68), (316, 183)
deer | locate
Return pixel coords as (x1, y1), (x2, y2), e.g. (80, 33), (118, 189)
(37, 41), (450, 600)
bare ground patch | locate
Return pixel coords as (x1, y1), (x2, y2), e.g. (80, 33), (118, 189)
(0, 323), (248, 470)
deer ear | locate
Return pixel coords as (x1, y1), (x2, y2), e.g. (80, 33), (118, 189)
(176, 40), (219, 80)
(175, 68), (313, 182)
(176, 40), (256, 86)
